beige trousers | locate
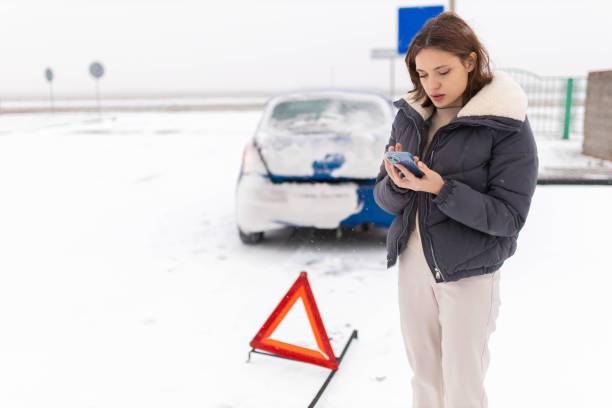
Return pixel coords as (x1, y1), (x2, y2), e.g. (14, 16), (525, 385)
(397, 240), (501, 408)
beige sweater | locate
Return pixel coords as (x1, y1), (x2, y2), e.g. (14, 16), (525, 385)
(406, 105), (462, 254)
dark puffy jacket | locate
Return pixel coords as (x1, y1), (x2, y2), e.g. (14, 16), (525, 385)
(374, 70), (539, 283)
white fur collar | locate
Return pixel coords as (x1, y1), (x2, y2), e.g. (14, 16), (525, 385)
(401, 70), (527, 122)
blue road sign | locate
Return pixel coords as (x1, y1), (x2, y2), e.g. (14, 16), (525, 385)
(397, 6), (445, 55)
(89, 62), (105, 79)
(45, 68), (53, 82)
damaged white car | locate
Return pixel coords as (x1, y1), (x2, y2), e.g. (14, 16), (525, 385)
(236, 89), (396, 244)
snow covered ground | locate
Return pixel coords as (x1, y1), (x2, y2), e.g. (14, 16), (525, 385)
(0, 111), (611, 407)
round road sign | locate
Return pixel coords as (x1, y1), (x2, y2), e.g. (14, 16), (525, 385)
(45, 68), (54, 82)
(89, 61), (105, 78)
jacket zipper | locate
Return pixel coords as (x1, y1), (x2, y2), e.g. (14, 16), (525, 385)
(424, 137), (446, 282)
(429, 237), (444, 281)
(393, 111), (422, 262)
(397, 110), (442, 281)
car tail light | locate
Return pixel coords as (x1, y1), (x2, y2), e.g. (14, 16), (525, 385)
(241, 140), (268, 176)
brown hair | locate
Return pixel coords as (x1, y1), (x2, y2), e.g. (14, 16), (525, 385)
(404, 11), (494, 108)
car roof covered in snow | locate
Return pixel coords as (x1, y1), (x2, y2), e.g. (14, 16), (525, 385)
(263, 88), (393, 106)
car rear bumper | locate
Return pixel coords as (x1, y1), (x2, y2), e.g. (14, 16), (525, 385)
(236, 174), (394, 233)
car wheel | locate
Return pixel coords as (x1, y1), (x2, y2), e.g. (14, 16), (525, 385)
(239, 227), (264, 244)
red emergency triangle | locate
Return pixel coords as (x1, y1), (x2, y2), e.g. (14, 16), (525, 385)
(249, 271), (338, 370)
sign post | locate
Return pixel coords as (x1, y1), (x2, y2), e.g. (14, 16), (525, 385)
(370, 48), (399, 99)
(45, 67), (54, 113)
(89, 61), (105, 114)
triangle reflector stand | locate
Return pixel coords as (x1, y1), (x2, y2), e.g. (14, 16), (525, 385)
(249, 270), (338, 369)
(247, 271), (358, 407)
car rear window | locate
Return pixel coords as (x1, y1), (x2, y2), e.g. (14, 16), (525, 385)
(267, 98), (386, 132)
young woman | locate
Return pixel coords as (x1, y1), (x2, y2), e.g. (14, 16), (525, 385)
(373, 12), (539, 408)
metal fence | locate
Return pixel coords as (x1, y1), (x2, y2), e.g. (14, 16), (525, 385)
(500, 67), (587, 140)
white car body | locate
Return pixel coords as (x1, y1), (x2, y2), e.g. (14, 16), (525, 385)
(236, 89), (395, 237)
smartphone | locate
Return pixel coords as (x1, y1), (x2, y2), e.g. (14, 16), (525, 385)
(385, 151), (425, 179)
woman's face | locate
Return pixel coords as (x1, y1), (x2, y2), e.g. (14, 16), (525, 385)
(415, 48), (476, 108)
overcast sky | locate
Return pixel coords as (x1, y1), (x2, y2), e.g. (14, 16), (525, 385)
(1, 0), (610, 98)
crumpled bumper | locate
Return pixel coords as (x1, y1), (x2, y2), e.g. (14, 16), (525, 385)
(236, 174), (393, 233)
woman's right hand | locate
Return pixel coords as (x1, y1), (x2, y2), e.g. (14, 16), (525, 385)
(383, 143), (402, 187)
(384, 143), (420, 190)
(384, 142), (401, 179)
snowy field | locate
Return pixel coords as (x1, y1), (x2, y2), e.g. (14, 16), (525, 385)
(0, 111), (611, 407)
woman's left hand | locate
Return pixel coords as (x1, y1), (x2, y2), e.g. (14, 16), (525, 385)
(393, 156), (445, 195)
